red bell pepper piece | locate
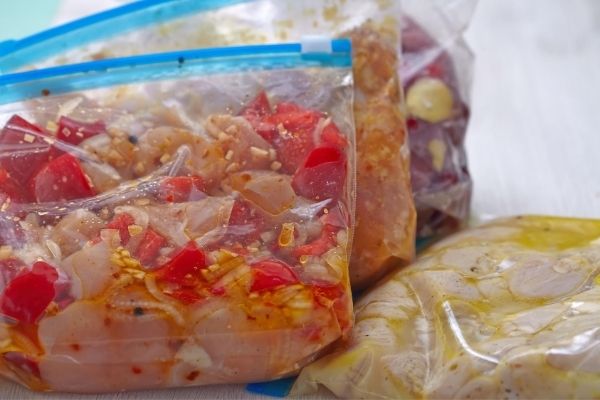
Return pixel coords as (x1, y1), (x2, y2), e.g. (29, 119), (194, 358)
(250, 259), (299, 292)
(56, 116), (105, 146)
(136, 228), (166, 265)
(106, 213), (135, 245)
(0, 169), (28, 203)
(159, 176), (206, 203)
(226, 199), (264, 245)
(154, 242), (206, 287)
(273, 102), (302, 114)
(260, 108), (321, 173)
(0, 261), (58, 324)
(320, 121), (348, 149)
(240, 91), (271, 123)
(0, 115), (51, 184)
(292, 146), (346, 201)
(30, 153), (95, 203)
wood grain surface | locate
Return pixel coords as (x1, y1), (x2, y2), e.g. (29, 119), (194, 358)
(1, 0), (599, 398)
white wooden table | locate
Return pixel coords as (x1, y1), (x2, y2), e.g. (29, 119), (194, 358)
(1, 0), (599, 398)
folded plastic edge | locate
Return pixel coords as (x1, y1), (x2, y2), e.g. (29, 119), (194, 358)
(0, 39), (352, 105)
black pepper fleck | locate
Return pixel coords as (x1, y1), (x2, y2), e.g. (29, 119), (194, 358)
(127, 135), (138, 144)
(133, 307), (144, 316)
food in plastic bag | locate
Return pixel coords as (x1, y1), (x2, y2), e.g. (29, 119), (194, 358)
(293, 216), (600, 399)
(0, 0), (417, 290)
(0, 40), (355, 393)
(401, 0), (476, 238)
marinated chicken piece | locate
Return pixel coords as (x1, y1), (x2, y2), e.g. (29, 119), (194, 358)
(50, 209), (105, 257)
(61, 240), (119, 300)
(294, 216), (600, 399)
(37, 297), (178, 393)
(227, 171), (296, 215)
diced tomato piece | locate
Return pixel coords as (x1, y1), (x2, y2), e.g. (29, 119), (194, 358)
(136, 228), (166, 265)
(3, 352), (41, 379)
(0, 169), (27, 203)
(154, 242), (206, 287)
(0, 115), (51, 184)
(106, 213), (135, 245)
(169, 288), (203, 305)
(159, 176), (206, 203)
(250, 259), (299, 292)
(56, 116), (105, 146)
(255, 104), (322, 173)
(226, 199), (264, 245)
(293, 224), (338, 259)
(30, 153), (95, 203)
(0, 261), (58, 324)
(266, 110), (322, 173)
(292, 146), (346, 201)
(320, 121), (348, 149)
(240, 91), (272, 120)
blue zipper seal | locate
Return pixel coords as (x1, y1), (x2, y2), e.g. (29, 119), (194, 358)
(0, 39), (352, 105)
(0, 0), (248, 73)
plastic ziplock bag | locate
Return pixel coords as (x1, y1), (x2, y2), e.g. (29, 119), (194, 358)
(293, 215), (600, 399)
(0, 39), (356, 393)
(401, 0), (476, 239)
(0, 0), (417, 290)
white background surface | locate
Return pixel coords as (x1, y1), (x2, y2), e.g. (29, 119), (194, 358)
(1, 0), (599, 398)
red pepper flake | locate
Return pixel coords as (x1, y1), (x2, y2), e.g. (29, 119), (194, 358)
(131, 366), (142, 375)
(186, 370), (200, 381)
(70, 343), (81, 352)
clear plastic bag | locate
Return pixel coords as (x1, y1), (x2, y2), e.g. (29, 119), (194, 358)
(293, 215), (600, 399)
(0, 40), (356, 393)
(401, 0), (477, 239)
(0, 0), (417, 290)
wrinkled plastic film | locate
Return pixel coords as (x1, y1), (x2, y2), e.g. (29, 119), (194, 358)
(293, 215), (600, 399)
(9, 0), (417, 290)
(0, 44), (356, 393)
(401, 0), (477, 239)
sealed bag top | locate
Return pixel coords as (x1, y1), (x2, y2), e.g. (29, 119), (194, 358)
(0, 0), (417, 290)
(293, 215), (600, 399)
(0, 41), (355, 393)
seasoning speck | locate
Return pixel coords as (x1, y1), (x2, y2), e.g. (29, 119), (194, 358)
(127, 135), (138, 144)
(133, 307), (144, 316)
